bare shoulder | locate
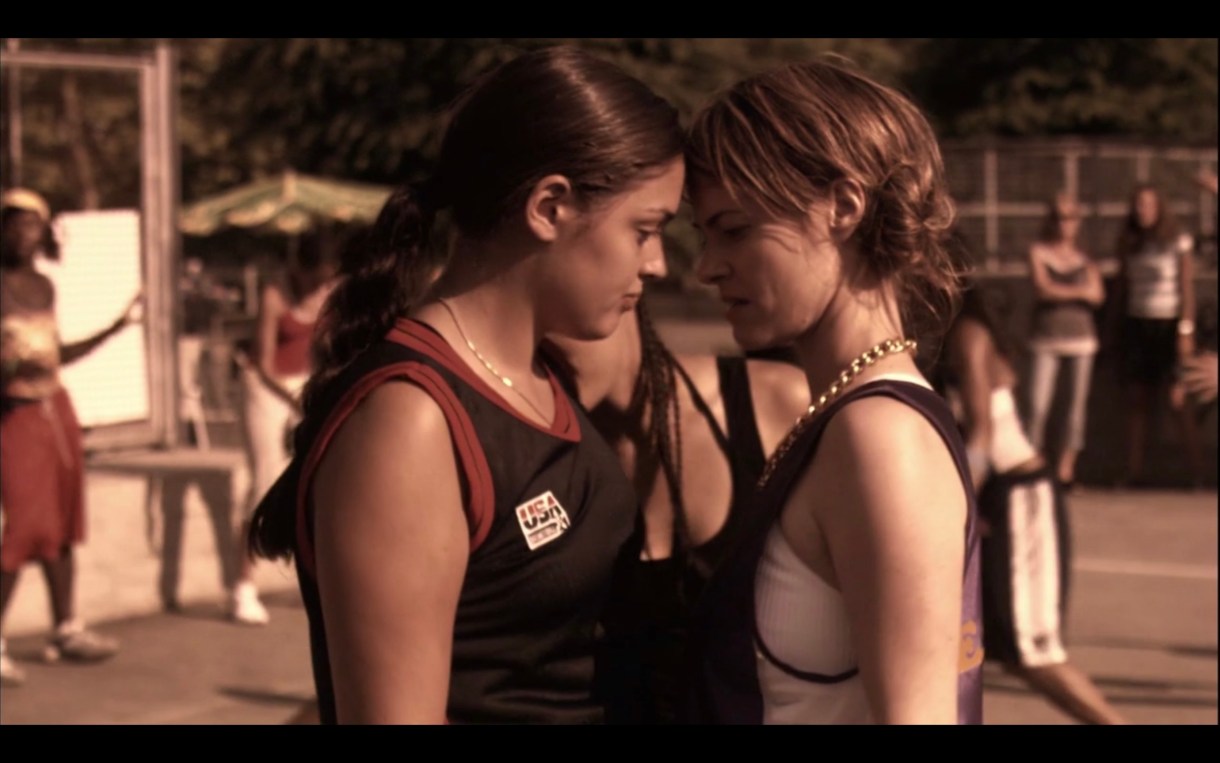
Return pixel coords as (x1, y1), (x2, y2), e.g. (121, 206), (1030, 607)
(821, 391), (961, 488)
(949, 317), (991, 353)
(314, 379), (455, 499)
(327, 380), (450, 460)
(260, 281), (288, 311)
(806, 391), (966, 533)
(0, 269), (56, 312)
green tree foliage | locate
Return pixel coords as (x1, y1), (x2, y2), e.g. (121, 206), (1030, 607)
(908, 38), (1218, 141)
(2, 38), (1214, 276)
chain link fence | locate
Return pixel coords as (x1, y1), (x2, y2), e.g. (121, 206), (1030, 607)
(944, 138), (1217, 274)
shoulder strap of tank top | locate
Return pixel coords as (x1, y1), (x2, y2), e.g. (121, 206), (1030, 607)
(672, 356), (731, 459)
(755, 379), (976, 558)
(292, 335), (496, 580)
(801, 379), (972, 496)
(716, 356), (767, 482)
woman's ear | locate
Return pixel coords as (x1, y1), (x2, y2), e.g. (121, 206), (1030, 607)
(524, 174), (576, 243)
(827, 177), (867, 244)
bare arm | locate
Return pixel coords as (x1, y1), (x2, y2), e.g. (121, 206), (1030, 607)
(1106, 253), (1129, 346)
(1081, 260), (1106, 308)
(1182, 352), (1218, 404)
(809, 398), (968, 723)
(1028, 246), (1098, 304)
(947, 320), (994, 491)
(312, 382), (469, 724)
(60, 291), (142, 366)
(1178, 241), (1197, 359)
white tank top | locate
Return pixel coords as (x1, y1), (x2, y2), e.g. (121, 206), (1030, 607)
(752, 372), (931, 724)
(944, 385), (1040, 474)
(1125, 235), (1191, 320)
(987, 386), (1039, 473)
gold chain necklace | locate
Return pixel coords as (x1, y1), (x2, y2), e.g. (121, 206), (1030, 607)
(438, 299), (551, 423)
(756, 337), (917, 489)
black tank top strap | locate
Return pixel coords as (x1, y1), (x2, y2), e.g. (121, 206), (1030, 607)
(675, 357), (771, 604)
(716, 356), (767, 481)
(671, 357), (731, 458)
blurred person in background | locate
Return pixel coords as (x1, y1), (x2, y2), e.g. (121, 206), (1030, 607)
(1180, 170), (1218, 416)
(1, 188), (141, 687)
(1181, 351), (1217, 406)
(1023, 194), (1105, 490)
(230, 235), (338, 626)
(938, 278), (1126, 725)
(178, 257), (212, 447)
(1112, 184), (1204, 489)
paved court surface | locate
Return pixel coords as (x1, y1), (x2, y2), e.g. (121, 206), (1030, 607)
(2, 487), (1213, 725)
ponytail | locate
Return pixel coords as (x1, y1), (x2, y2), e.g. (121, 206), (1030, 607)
(248, 182), (444, 560)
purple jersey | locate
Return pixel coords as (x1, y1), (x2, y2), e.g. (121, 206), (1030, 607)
(691, 379), (984, 724)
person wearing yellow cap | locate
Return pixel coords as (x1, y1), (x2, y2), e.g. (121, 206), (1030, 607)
(1, 188), (141, 687)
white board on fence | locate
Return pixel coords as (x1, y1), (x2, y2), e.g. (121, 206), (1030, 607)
(39, 209), (149, 428)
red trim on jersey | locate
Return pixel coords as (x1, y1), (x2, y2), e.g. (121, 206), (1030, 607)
(295, 361), (495, 580)
(389, 318), (580, 442)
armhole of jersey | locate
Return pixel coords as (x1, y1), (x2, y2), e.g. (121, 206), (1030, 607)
(828, 381), (980, 549)
(295, 361), (496, 580)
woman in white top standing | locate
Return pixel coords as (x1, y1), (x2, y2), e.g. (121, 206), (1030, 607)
(1113, 184), (1203, 488)
(1024, 194), (1105, 489)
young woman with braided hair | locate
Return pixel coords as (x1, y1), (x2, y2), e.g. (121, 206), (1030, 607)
(248, 45), (685, 724)
(546, 299), (809, 724)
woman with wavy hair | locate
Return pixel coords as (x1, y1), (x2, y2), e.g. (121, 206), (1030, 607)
(1113, 183), (1203, 488)
(684, 56), (983, 724)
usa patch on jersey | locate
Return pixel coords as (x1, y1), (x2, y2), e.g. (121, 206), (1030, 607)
(515, 490), (571, 551)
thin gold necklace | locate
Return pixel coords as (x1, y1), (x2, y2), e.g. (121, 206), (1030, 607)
(437, 299), (551, 424)
(756, 337), (917, 489)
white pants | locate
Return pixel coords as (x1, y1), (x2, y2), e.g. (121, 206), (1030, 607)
(1026, 350), (1095, 454)
(238, 368), (306, 519)
(177, 336), (207, 430)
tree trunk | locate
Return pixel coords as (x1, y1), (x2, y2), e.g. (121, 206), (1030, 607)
(61, 73), (100, 210)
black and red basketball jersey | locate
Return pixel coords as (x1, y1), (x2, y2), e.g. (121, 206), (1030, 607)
(288, 318), (638, 724)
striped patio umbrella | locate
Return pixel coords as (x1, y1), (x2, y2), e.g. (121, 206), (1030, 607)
(179, 170), (393, 236)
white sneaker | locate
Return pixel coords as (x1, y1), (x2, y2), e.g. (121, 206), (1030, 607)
(1, 639), (26, 687)
(43, 621), (119, 664)
(229, 582), (270, 626)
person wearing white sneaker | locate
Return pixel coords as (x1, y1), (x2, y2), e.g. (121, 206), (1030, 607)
(1, 637), (26, 687)
(2, 188), (132, 683)
(43, 618), (118, 663)
(228, 580), (270, 626)
(230, 236), (338, 627)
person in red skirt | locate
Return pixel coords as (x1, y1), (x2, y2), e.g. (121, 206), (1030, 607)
(1, 188), (140, 687)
